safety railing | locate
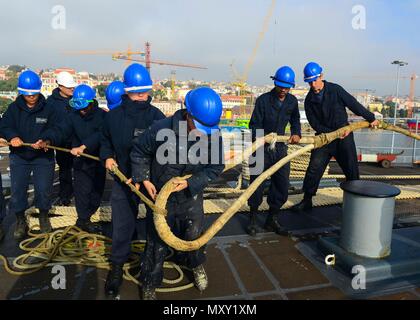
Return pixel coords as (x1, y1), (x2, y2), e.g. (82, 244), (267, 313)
(350, 117), (420, 164)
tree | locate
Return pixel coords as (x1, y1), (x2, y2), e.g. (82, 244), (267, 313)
(7, 65), (25, 73)
(95, 84), (107, 97)
(151, 89), (167, 101)
(381, 107), (388, 118)
(162, 81), (172, 88)
(399, 109), (408, 118)
(0, 97), (13, 114)
(385, 101), (396, 118)
(0, 78), (17, 92)
(188, 83), (199, 89)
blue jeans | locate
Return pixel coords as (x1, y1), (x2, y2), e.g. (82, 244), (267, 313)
(9, 154), (55, 215)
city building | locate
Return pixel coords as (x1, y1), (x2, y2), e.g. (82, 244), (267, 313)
(221, 95), (247, 119)
(0, 67), (7, 81)
(40, 68), (108, 97)
(153, 101), (182, 116)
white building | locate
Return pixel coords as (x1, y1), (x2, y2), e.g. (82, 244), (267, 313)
(153, 101), (182, 116)
(40, 68), (101, 97)
(221, 95), (246, 110)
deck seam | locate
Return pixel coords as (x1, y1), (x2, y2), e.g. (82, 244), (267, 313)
(244, 241), (289, 300)
(216, 244), (252, 300)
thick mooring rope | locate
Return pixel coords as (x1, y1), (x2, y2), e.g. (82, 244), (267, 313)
(152, 121), (420, 251)
(2, 121), (420, 254)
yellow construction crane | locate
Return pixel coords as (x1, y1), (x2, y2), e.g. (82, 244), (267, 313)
(170, 70), (177, 102)
(62, 45), (145, 66)
(231, 0), (276, 116)
(63, 42), (207, 75)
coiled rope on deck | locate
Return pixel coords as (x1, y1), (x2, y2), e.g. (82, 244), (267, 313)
(0, 225), (194, 292)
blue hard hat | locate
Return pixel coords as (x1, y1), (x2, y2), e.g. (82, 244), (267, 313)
(304, 62), (323, 83)
(123, 63), (153, 93)
(271, 66), (295, 88)
(105, 81), (125, 110)
(18, 70), (42, 96)
(69, 84), (96, 110)
(185, 87), (223, 135)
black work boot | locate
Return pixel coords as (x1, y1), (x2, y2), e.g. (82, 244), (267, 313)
(264, 208), (288, 236)
(39, 210), (52, 233)
(246, 208), (258, 237)
(290, 195), (313, 213)
(192, 264), (208, 292)
(142, 286), (157, 300)
(57, 198), (71, 206)
(14, 212), (28, 240)
(105, 263), (124, 297)
(0, 223), (4, 242)
(76, 218), (102, 234)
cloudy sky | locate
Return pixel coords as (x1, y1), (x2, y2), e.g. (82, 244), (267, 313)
(0, 0), (419, 95)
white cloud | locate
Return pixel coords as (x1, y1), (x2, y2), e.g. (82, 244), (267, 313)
(0, 0), (418, 95)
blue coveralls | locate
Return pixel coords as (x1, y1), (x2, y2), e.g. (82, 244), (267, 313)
(100, 95), (165, 265)
(55, 102), (106, 221)
(131, 109), (225, 288)
(0, 174), (5, 224)
(248, 89), (301, 211)
(0, 94), (61, 216)
(303, 81), (376, 197)
(0, 117), (6, 224)
(46, 88), (74, 202)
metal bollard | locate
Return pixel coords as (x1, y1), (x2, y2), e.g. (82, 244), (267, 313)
(339, 180), (401, 259)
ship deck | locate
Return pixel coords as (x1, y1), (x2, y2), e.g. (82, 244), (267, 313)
(0, 161), (420, 300)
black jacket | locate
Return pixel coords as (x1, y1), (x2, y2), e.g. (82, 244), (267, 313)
(249, 89), (301, 140)
(100, 95), (166, 176)
(46, 88), (72, 115)
(56, 101), (106, 156)
(304, 81), (375, 134)
(0, 94), (62, 160)
(130, 109), (225, 204)
(46, 88), (73, 146)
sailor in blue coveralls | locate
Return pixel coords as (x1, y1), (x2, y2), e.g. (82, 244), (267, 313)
(131, 87), (225, 300)
(291, 62), (380, 212)
(0, 122), (7, 242)
(0, 70), (62, 240)
(247, 66), (301, 236)
(101, 64), (165, 297)
(54, 84), (106, 233)
(45, 71), (78, 206)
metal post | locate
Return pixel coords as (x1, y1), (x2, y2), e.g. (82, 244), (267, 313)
(413, 117), (419, 164)
(390, 60), (408, 154)
(390, 65), (401, 154)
